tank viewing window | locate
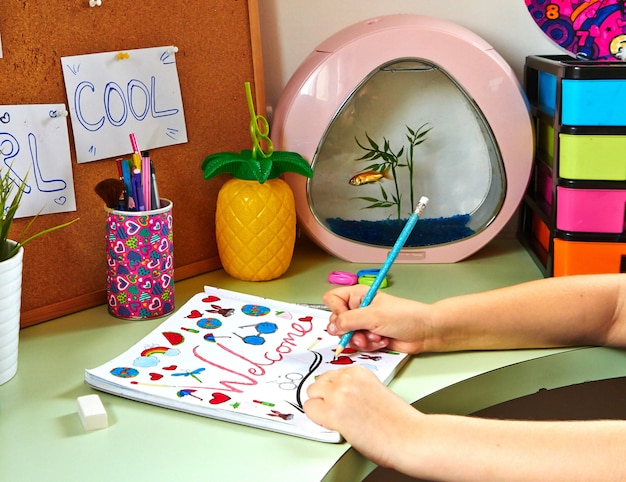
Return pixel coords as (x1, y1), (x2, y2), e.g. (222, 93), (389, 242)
(307, 59), (506, 248)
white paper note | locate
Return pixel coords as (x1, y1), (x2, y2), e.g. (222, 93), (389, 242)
(61, 46), (188, 163)
(0, 104), (76, 218)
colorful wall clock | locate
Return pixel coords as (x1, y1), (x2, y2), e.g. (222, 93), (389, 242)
(526, 0), (626, 60)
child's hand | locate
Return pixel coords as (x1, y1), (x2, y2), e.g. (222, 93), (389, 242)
(323, 285), (432, 354)
(304, 366), (421, 468)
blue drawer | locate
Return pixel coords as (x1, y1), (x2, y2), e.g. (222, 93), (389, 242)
(539, 71), (626, 126)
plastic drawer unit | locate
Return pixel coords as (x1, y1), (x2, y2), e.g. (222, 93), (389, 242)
(519, 55), (626, 277)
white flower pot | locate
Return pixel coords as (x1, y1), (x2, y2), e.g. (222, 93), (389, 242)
(0, 240), (23, 385)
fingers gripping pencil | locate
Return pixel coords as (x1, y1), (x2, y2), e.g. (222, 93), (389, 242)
(334, 196), (429, 358)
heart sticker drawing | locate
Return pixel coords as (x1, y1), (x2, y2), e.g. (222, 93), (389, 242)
(209, 392), (231, 405)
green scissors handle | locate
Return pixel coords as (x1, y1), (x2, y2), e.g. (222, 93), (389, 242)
(245, 82), (273, 159)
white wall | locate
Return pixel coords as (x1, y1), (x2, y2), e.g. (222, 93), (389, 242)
(258, 0), (563, 113)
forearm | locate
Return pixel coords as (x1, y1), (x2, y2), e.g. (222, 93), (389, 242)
(426, 274), (626, 352)
(396, 414), (626, 481)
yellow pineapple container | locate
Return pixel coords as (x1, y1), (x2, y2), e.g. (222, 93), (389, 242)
(202, 82), (313, 281)
(216, 177), (296, 281)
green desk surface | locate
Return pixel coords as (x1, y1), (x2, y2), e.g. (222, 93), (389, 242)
(3, 237), (625, 481)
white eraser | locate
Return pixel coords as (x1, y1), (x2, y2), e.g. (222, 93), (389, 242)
(77, 394), (108, 431)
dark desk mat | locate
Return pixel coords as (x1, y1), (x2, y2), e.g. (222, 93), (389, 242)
(365, 376), (626, 481)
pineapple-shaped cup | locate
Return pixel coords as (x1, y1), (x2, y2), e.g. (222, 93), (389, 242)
(202, 83), (313, 281)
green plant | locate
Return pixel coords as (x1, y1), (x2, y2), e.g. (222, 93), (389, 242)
(353, 123), (432, 219)
(0, 168), (78, 261)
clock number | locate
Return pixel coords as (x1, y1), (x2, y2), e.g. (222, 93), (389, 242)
(546, 4), (560, 20)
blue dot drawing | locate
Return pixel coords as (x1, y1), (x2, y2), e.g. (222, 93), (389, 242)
(235, 322), (278, 345)
(197, 317), (222, 330)
(110, 367), (139, 378)
(240, 304), (271, 317)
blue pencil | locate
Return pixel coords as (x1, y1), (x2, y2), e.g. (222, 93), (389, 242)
(334, 196), (429, 358)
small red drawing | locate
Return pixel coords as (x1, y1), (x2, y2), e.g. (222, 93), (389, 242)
(359, 354), (382, 361)
(162, 331), (184, 345)
(330, 356), (354, 365)
(162, 365), (178, 371)
(186, 310), (203, 318)
(202, 295), (220, 303)
(149, 372), (163, 380)
(209, 392), (231, 404)
(206, 304), (235, 317)
(268, 409), (294, 421)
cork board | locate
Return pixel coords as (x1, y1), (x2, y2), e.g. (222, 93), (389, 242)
(0, 0), (265, 327)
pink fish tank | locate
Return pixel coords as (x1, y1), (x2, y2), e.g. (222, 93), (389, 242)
(272, 15), (534, 263)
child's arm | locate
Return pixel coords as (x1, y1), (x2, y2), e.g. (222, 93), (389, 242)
(323, 274), (626, 353)
(304, 366), (626, 481)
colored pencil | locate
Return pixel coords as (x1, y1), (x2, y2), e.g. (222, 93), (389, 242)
(334, 196), (429, 358)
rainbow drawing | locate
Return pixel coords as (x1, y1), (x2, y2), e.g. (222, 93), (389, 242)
(140, 346), (172, 357)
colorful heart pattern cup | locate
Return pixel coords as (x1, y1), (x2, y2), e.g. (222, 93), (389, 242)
(105, 199), (174, 319)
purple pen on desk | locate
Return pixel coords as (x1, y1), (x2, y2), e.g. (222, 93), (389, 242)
(150, 160), (160, 209)
(132, 168), (145, 211)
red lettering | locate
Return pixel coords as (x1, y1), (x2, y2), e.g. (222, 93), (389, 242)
(190, 317), (318, 393)
(192, 345), (258, 393)
(263, 352), (283, 364)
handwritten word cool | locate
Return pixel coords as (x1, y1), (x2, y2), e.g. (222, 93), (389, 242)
(73, 77), (179, 131)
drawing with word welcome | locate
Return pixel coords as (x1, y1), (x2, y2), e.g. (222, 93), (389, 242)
(85, 286), (409, 442)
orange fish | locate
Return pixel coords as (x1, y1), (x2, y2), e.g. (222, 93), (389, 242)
(349, 167), (392, 186)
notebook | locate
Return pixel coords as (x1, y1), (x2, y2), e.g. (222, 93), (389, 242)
(85, 286), (409, 443)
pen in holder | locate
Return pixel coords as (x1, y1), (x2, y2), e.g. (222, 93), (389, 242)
(105, 199), (174, 320)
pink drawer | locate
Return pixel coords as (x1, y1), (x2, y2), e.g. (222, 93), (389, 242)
(556, 186), (626, 234)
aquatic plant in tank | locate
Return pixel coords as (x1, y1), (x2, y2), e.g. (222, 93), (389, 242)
(308, 59), (505, 249)
(326, 123), (473, 247)
(351, 124), (431, 219)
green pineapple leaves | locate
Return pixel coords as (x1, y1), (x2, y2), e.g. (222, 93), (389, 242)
(202, 150), (273, 181)
(201, 149), (314, 182)
(201, 82), (313, 184)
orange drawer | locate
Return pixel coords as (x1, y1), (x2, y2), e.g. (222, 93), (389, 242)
(553, 237), (626, 276)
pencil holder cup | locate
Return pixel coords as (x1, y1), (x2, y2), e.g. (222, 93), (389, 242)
(105, 199), (174, 320)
